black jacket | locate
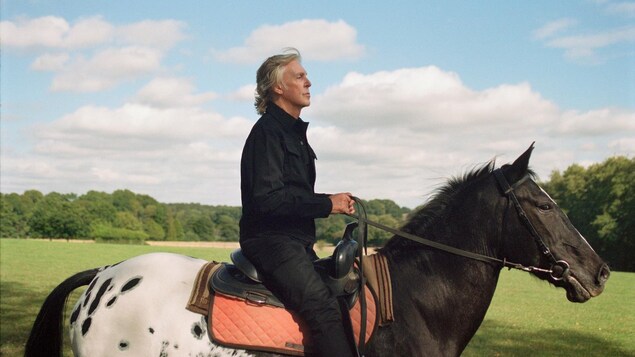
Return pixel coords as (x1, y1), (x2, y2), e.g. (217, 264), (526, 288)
(239, 103), (332, 244)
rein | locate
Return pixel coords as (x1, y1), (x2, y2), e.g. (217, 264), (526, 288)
(349, 168), (570, 281)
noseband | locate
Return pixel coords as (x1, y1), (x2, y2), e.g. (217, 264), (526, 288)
(350, 169), (570, 281)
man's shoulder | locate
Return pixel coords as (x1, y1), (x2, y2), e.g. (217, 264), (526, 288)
(253, 113), (284, 133)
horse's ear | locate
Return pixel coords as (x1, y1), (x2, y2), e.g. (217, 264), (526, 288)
(504, 142), (535, 183)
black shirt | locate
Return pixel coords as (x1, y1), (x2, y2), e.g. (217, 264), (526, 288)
(239, 103), (332, 244)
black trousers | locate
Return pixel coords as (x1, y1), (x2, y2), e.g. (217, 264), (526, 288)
(240, 236), (355, 357)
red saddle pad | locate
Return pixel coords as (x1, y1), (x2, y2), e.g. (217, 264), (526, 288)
(209, 286), (377, 356)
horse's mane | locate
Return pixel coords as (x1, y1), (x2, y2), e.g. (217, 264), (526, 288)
(408, 160), (496, 229)
(380, 159), (536, 252)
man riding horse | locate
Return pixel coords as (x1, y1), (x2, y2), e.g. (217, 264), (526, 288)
(238, 48), (358, 357)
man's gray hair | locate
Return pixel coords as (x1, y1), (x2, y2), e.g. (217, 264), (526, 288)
(254, 48), (301, 115)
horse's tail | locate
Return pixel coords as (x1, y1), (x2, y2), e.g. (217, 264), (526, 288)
(25, 268), (100, 357)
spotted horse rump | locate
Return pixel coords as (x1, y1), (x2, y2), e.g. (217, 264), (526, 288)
(69, 253), (255, 357)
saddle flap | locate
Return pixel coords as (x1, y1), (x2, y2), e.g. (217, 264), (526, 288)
(210, 264), (284, 308)
(209, 284), (378, 356)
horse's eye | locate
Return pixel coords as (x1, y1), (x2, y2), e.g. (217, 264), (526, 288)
(538, 203), (552, 211)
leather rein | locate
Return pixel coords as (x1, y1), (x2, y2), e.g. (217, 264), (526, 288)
(349, 168), (570, 281)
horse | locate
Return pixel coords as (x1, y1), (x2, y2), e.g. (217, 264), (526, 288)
(25, 144), (610, 357)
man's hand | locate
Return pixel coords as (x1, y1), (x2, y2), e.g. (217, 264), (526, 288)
(329, 193), (356, 215)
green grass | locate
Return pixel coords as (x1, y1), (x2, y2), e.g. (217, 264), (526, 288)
(464, 269), (635, 356)
(1, 239), (233, 356)
(1, 238), (634, 356)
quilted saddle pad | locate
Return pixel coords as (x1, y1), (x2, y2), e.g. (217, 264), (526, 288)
(209, 286), (377, 356)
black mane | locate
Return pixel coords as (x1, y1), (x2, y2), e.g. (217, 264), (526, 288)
(380, 159), (539, 253)
(380, 160), (497, 251)
(407, 161), (496, 228)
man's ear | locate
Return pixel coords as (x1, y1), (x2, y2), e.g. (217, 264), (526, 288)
(273, 84), (284, 95)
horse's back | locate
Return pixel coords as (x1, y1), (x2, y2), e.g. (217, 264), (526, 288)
(69, 253), (212, 356)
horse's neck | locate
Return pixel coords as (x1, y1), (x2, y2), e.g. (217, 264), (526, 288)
(377, 242), (501, 355)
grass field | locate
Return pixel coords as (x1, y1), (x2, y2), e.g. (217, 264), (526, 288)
(1, 238), (634, 356)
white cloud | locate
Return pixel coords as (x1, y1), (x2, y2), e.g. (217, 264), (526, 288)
(116, 20), (186, 50)
(90, 167), (162, 185)
(214, 19), (365, 63)
(31, 53), (70, 71)
(133, 77), (217, 108)
(0, 16), (113, 49)
(33, 102), (249, 151)
(63, 16), (115, 48)
(3, 15), (187, 92)
(5, 83), (253, 201)
(28, 77), (247, 154)
(533, 18), (578, 39)
(310, 66), (558, 131)
(1, 16), (186, 50)
(555, 108), (635, 136)
(608, 137), (635, 153)
(301, 66), (634, 205)
(543, 25), (635, 61)
(227, 84), (256, 102)
(49, 46), (164, 92)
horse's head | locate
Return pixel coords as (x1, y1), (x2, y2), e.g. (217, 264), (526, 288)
(496, 143), (610, 302)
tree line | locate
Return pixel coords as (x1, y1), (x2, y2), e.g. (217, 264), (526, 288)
(1, 155), (632, 270)
(0, 189), (410, 246)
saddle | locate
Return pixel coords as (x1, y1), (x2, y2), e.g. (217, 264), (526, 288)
(203, 223), (378, 355)
(212, 222), (361, 309)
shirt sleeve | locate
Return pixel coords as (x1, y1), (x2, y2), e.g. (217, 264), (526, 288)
(243, 124), (332, 219)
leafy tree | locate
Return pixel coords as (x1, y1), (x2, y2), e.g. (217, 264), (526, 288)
(1, 194), (21, 237)
(77, 191), (117, 224)
(22, 190), (44, 209)
(1, 191), (43, 237)
(28, 193), (89, 239)
(543, 156), (634, 271)
(114, 211), (143, 231)
(165, 208), (184, 241)
(91, 222), (148, 243)
(315, 198), (409, 246)
(191, 215), (215, 241)
(2, 189), (412, 246)
(184, 231), (200, 241)
(316, 214), (350, 244)
(367, 214), (399, 245)
(216, 214), (239, 241)
(365, 199), (410, 218)
(112, 189), (142, 215)
(143, 219), (165, 240)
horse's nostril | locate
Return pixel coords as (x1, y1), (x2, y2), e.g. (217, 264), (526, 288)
(597, 264), (610, 285)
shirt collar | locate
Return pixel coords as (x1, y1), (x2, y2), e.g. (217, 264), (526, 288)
(267, 102), (309, 134)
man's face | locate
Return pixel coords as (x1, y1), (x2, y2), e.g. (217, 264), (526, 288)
(274, 60), (311, 117)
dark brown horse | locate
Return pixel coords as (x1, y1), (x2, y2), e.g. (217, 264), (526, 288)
(25, 144), (609, 356)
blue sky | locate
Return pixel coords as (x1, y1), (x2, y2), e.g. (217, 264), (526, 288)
(1, 0), (634, 208)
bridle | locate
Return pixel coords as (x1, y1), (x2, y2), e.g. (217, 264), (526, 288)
(492, 169), (570, 281)
(349, 168), (570, 281)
